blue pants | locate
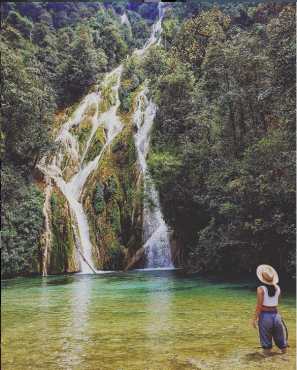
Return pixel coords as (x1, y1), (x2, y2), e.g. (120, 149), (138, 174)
(258, 312), (287, 349)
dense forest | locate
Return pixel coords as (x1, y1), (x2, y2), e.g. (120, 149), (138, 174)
(1, 1), (295, 279)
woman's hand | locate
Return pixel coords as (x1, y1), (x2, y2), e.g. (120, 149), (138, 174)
(251, 318), (258, 328)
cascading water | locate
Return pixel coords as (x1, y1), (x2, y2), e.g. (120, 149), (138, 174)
(39, 1), (170, 273)
(41, 176), (52, 276)
(133, 88), (173, 268)
(120, 12), (131, 29)
(39, 66), (123, 274)
(132, 2), (172, 268)
(134, 3), (164, 57)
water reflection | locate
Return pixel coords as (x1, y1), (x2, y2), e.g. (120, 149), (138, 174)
(59, 275), (93, 369)
(39, 277), (50, 333)
(143, 273), (173, 363)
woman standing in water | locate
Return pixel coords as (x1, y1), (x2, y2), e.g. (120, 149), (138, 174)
(252, 264), (288, 355)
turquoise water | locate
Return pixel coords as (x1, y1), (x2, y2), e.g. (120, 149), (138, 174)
(2, 271), (296, 369)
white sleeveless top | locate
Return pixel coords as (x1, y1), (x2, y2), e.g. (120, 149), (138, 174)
(260, 285), (280, 306)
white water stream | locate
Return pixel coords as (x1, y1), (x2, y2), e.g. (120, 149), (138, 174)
(133, 88), (173, 268)
(120, 12), (131, 29)
(133, 3), (172, 268)
(134, 4), (163, 57)
(41, 176), (53, 276)
(39, 2), (170, 274)
(39, 67), (123, 274)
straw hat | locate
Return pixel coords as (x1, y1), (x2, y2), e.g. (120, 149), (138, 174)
(256, 264), (279, 286)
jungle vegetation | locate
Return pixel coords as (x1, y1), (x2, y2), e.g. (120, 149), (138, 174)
(1, 1), (295, 278)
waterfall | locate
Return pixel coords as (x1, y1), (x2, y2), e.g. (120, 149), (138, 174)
(41, 176), (52, 276)
(134, 2), (164, 56)
(133, 88), (173, 268)
(132, 3), (172, 268)
(39, 2), (167, 274)
(39, 66), (123, 274)
(120, 12), (131, 29)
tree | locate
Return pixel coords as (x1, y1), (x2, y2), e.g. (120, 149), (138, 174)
(58, 26), (103, 104)
(1, 43), (55, 168)
(142, 3), (295, 278)
(6, 10), (33, 38)
(1, 184), (44, 277)
(172, 8), (230, 73)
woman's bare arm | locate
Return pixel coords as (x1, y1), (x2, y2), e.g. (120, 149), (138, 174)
(252, 287), (264, 328)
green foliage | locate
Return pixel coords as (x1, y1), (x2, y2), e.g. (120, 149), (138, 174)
(143, 4), (296, 278)
(1, 1), (152, 277)
(58, 26), (104, 104)
(49, 192), (76, 273)
(142, 46), (169, 89)
(6, 10), (33, 38)
(1, 184), (44, 277)
(162, 18), (180, 49)
(147, 151), (182, 189)
(119, 55), (145, 112)
(99, 74), (118, 113)
(1, 43), (55, 167)
(109, 203), (121, 233)
(96, 24), (128, 67)
(2, 1), (295, 279)
(107, 241), (124, 270)
(192, 129), (295, 275)
(104, 176), (118, 202)
(172, 8), (230, 73)
(83, 127), (105, 163)
(127, 10), (150, 49)
(93, 184), (105, 215)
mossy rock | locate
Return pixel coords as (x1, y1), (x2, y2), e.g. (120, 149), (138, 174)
(92, 183), (105, 214)
(111, 128), (137, 165)
(104, 176), (120, 202)
(107, 201), (121, 234)
(48, 188), (78, 274)
(79, 89), (146, 271)
(99, 74), (118, 113)
(83, 126), (106, 164)
(59, 149), (80, 182)
(84, 102), (97, 118)
(70, 116), (93, 155)
(106, 241), (125, 270)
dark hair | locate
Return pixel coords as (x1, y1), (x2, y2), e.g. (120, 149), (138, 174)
(263, 283), (276, 297)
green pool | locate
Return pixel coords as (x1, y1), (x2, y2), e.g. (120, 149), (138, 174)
(1, 270), (296, 370)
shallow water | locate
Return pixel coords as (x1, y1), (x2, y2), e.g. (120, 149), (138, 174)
(1, 271), (296, 370)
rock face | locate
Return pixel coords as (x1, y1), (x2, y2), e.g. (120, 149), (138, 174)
(47, 185), (80, 274)
(81, 105), (144, 271)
